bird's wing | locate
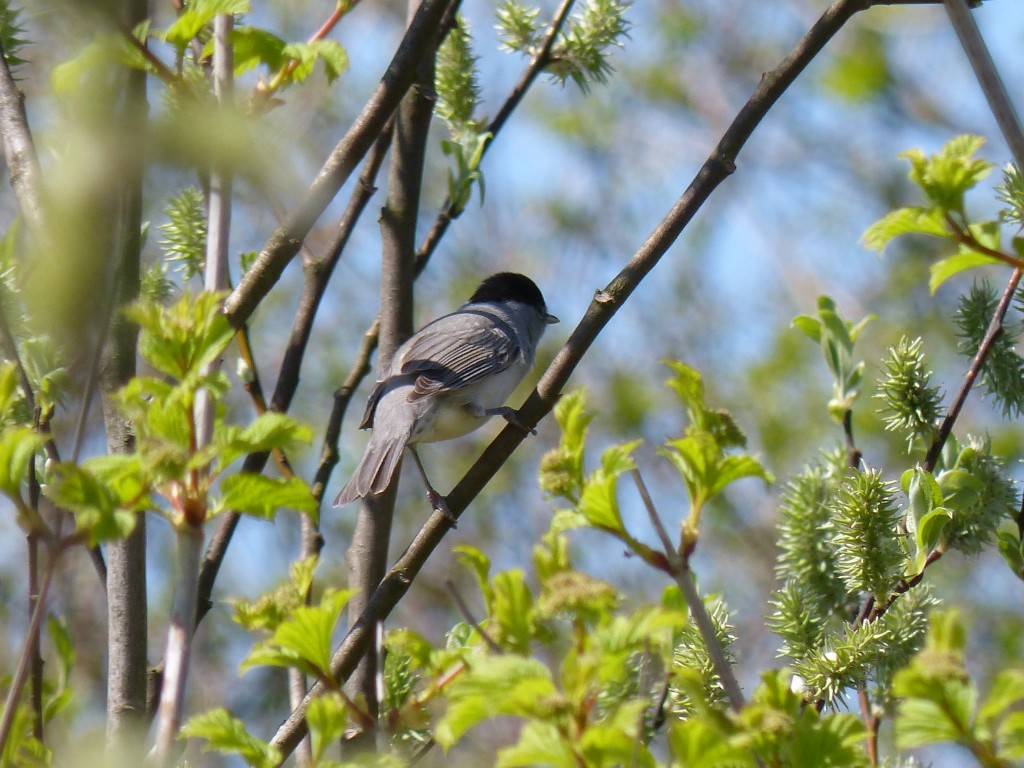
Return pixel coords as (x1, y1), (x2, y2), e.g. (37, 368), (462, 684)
(397, 309), (520, 400)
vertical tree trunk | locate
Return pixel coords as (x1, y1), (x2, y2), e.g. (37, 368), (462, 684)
(345, 0), (441, 727)
(103, 0), (147, 756)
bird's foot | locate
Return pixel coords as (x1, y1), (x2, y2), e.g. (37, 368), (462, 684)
(485, 406), (537, 435)
(427, 489), (458, 528)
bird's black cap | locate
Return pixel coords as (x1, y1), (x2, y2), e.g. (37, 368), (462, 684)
(469, 272), (547, 311)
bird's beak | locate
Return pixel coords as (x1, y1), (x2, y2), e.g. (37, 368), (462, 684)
(545, 313), (560, 324)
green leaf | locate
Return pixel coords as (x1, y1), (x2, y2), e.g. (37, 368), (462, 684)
(125, 292), (234, 382)
(667, 718), (753, 768)
(181, 708), (281, 768)
(791, 314), (821, 342)
(163, 0), (250, 49)
(900, 134), (993, 212)
(0, 426), (42, 503)
(434, 655), (562, 748)
(861, 206), (948, 253)
(306, 693), (348, 764)
(540, 388), (593, 501)
(930, 250), (1003, 294)
(491, 569), (536, 653)
(664, 359), (706, 412)
(241, 588), (355, 677)
(83, 453), (151, 510)
(46, 615), (75, 691)
(230, 26), (287, 75)
(578, 700), (657, 767)
(915, 507), (952, 556)
(454, 544), (493, 612)
(893, 675), (977, 749)
(44, 462), (137, 545)
(707, 453), (773, 498)
(996, 530), (1024, 580)
(216, 412), (313, 469)
(980, 668), (1024, 724)
(215, 473), (317, 521)
(998, 710), (1024, 758)
(496, 721), (575, 768)
(281, 40), (348, 85)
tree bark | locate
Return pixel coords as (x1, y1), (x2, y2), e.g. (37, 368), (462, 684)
(345, 0), (440, 728)
(103, 0), (147, 756)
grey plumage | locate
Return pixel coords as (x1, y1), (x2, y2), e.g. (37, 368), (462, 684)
(334, 273), (557, 508)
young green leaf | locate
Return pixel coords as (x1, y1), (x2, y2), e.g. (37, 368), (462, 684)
(241, 588), (355, 678)
(44, 461), (137, 545)
(996, 529), (1024, 580)
(181, 708), (281, 768)
(163, 0), (250, 50)
(434, 655), (563, 748)
(306, 693), (348, 764)
(215, 412), (313, 469)
(491, 569), (538, 653)
(214, 473), (317, 521)
(0, 426), (42, 507)
(861, 206), (948, 254)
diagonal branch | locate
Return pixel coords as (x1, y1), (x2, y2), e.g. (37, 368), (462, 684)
(266, 0), (875, 757)
(0, 38), (44, 238)
(223, 0), (460, 327)
(414, 0), (576, 265)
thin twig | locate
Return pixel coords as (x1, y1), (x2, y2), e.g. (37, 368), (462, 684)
(942, 0), (1024, 167)
(445, 579), (502, 654)
(255, 0), (367, 107)
(630, 469), (745, 711)
(413, 0), (576, 265)
(0, 542), (62, 752)
(192, 107), (394, 626)
(858, 687), (879, 767)
(924, 268), (1022, 472)
(265, 0), (871, 756)
(223, 0), (459, 326)
(115, 21), (178, 85)
(631, 469), (676, 559)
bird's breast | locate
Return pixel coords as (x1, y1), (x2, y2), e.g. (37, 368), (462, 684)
(411, 361), (528, 444)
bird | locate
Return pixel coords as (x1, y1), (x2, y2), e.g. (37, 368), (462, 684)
(333, 272), (559, 521)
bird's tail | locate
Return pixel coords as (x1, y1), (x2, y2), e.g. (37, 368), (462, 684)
(333, 429), (409, 507)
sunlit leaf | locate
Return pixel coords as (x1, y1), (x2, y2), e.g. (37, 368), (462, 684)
(181, 708), (280, 768)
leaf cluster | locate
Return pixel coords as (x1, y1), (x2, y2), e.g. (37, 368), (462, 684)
(893, 611), (1024, 765)
(793, 295), (873, 421)
(42, 292), (315, 540)
(861, 135), (1024, 294)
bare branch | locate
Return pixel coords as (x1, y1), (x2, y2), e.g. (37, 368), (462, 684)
(942, 0), (1024, 167)
(414, 0), (576, 266)
(0, 38), (44, 238)
(103, 0), (148, 746)
(924, 269), (1022, 472)
(223, 0), (460, 327)
(0, 544), (60, 752)
(630, 469), (744, 711)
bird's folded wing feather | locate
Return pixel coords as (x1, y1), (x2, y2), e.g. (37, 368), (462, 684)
(399, 310), (519, 399)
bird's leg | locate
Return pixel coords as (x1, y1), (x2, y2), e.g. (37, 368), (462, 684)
(480, 405), (537, 435)
(408, 446), (457, 527)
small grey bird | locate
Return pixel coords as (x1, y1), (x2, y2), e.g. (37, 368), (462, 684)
(333, 272), (558, 518)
